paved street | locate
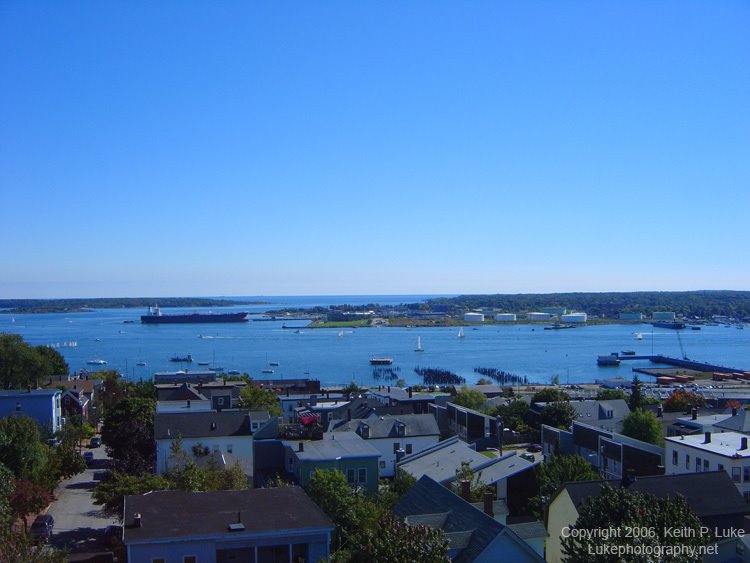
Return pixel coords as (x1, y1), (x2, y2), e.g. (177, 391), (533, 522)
(48, 441), (119, 553)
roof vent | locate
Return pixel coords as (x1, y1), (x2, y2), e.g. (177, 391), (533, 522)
(211, 422), (217, 431)
(134, 512), (142, 528)
(228, 523), (245, 532)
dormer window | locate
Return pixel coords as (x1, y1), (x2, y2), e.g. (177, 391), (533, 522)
(396, 422), (405, 437)
(359, 423), (370, 439)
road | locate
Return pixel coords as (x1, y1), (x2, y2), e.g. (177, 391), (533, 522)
(48, 441), (119, 553)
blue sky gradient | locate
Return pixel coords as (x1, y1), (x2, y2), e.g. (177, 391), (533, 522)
(2, 1), (748, 298)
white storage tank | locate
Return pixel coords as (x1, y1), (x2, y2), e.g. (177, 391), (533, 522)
(619, 312), (644, 320)
(494, 313), (517, 322)
(561, 313), (587, 323)
(526, 312), (552, 321)
(464, 312), (485, 323)
(653, 312), (676, 320)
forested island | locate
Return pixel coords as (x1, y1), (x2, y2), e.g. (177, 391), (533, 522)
(0, 297), (266, 314)
(270, 290), (750, 322)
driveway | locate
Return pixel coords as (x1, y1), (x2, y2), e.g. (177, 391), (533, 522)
(48, 441), (119, 553)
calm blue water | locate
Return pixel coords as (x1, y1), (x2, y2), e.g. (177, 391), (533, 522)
(4, 296), (749, 386)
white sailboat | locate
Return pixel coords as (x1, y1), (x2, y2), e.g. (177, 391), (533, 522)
(415, 336), (424, 352)
(458, 327), (465, 338)
(635, 333), (643, 340)
(338, 330), (344, 338)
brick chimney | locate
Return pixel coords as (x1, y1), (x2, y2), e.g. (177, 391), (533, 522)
(733, 407), (738, 416)
(692, 408), (698, 420)
(704, 431), (711, 444)
(134, 513), (142, 528)
(298, 442), (304, 453)
(460, 480), (471, 502)
(483, 492), (494, 517)
(741, 437), (748, 451)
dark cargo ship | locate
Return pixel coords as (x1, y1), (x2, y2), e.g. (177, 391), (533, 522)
(141, 305), (249, 324)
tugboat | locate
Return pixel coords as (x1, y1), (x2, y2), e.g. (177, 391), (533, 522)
(370, 357), (394, 365)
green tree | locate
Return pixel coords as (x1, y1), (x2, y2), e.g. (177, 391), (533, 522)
(621, 409), (663, 445)
(629, 375), (644, 411)
(0, 463), (14, 525)
(561, 484), (712, 562)
(529, 454), (599, 517)
(350, 513), (450, 563)
(531, 388), (570, 403)
(93, 472), (173, 517)
(101, 397), (156, 475)
(0, 525), (68, 562)
(238, 385), (282, 416)
(342, 381), (363, 394)
(307, 469), (356, 532)
(0, 334), (68, 389)
(0, 415), (48, 483)
(51, 444), (87, 480)
(490, 399), (531, 433)
(451, 387), (487, 412)
(540, 402), (576, 431)
(476, 377), (493, 385)
(596, 388), (627, 401)
(451, 462), (488, 502)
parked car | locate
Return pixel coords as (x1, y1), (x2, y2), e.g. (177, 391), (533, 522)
(102, 524), (123, 547)
(521, 453), (536, 462)
(526, 444), (542, 453)
(30, 514), (54, 542)
(83, 451), (95, 464)
(89, 436), (102, 448)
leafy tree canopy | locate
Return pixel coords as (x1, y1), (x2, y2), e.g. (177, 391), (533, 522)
(0, 415), (48, 483)
(531, 388), (570, 404)
(540, 402), (576, 431)
(238, 385), (282, 416)
(596, 389), (627, 401)
(663, 388), (706, 413)
(529, 454), (599, 518)
(621, 409), (664, 446)
(451, 387), (487, 412)
(101, 397), (156, 475)
(561, 484), (712, 563)
(0, 334), (68, 389)
(350, 513), (450, 563)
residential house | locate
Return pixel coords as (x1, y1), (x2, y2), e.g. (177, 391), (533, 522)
(368, 386), (442, 414)
(60, 386), (91, 420)
(329, 414), (440, 477)
(397, 436), (539, 515)
(154, 410), (269, 479)
(392, 475), (545, 562)
(714, 408), (750, 434)
(530, 399), (630, 434)
(545, 471), (750, 563)
(0, 389), (63, 433)
(123, 487), (334, 563)
(665, 431), (750, 501)
(282, 432), (380, 494)
(542, 421), (664, 479)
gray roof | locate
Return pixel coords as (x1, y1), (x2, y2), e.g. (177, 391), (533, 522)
(154, 410), (267, 440)
(471, 452), (538, 486)
(560, 471), (750, 519)
(282, 432), (380, 461)
(123, 487), (333, 543)
(369, 388), (436, 402)
(0, 389), (60, 397)
(330, 413), (440, 438)
(508, 521), (548, 540)
(715, 410), (750, 433)
(398, 437), (489, 484)
(393, 476), (544, 563)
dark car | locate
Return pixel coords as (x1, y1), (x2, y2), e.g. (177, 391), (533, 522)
(30, 514), (54, 542)
(102, 524), (123, 547)
(83, 451), (95, 464)
(89, 436), (102, 448)
(526, 443), (542, 453)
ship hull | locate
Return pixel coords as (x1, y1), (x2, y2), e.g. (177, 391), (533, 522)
(141, 312), (249, 324)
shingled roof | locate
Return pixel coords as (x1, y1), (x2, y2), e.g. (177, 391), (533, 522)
(330, 413), (440, 438)
(393, 476), (544, 563)
(154, 410), (267, 440)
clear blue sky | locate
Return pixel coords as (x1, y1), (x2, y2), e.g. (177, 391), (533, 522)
(2, 1), (748, 298)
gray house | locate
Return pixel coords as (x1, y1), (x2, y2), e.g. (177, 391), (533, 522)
(123, 487), (334, 563)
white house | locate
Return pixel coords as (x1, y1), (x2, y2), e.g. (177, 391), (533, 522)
(154, 409), (269, 480)
(665, 431), (750, 502)
(329, 414), (440, 477)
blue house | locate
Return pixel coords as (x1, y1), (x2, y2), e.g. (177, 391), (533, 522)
(0, 389), (63, 433)
(123, 487), (334, 563)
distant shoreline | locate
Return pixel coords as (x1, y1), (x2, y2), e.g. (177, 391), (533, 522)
(0, 297), (268, 314)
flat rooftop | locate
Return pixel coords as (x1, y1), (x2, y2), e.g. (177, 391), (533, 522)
(666, 431), (750, 458)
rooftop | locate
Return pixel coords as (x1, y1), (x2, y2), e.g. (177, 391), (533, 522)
(398, 437), (490, 484)
(0, 389), (61, 397)
(283, 432), (380, 461)
(123, 487), (333, 543)
(665, 431), (750, 458)
(154, 410), (268, 440)
(330, 413), (440, 438)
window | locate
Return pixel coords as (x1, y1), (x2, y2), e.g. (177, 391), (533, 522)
(393, 442), (401, 454)
(744, 466), (750, 483)
(719, 464), (724, 472)
(226, 444), (233, 453)
(733, 467), (741, 482)
(696, 457), (701, 472)
(184, 557), (197, 563)
(672, 451), (678, 465)
(686, 454), (690, 470)
(358, 468), (367, 484)
(252, 422), (259, 430)
(704, 459), (709, 471)
(218, 397), (225, 405)
(379, 461), (386, 469)
(213, 445), (220, 453)
(346, 468), (356, 484)
(406, 444), (413, 455)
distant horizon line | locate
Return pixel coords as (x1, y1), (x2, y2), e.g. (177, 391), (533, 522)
(2, 289), (749, 301)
